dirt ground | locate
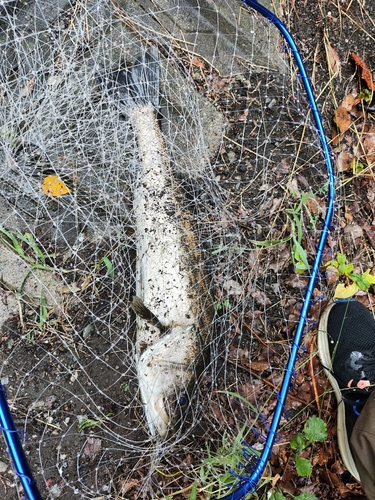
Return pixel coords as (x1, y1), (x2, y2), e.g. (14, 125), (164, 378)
(0, 0), (375, 499)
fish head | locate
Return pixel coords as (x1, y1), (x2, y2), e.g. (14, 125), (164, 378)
(137, 324), (199, 438)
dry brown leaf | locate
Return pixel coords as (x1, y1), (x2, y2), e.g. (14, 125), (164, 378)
(364, 223), (375, 249)
(82, 437), (102, 462)
(363, 124), (375, 163)
(191, 56), (205, 69)
(341, 93), (357, 112)
(351, 52), (375, 91)
(251, 289), (271, 306)
(228, 346), (270, 372)
(345, 223), (363, 245)
(325, 40), (340, 76)
(19, 77), (35, 98)
(334, 106), (352, 134)
(117, 479), (139, 496)
(336, 150), (354, 172)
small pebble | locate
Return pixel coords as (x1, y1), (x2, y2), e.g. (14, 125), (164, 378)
(0, 460), (8, 473)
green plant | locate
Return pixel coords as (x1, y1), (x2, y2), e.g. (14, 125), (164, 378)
(215, 298), (230, 311)
(270, 492), (318, 500)
(78, 413), (113, 432)
(35, 294), (48, 331)
(268, 417), (327, 500)
(286, 190), (318, 274)
(0, 227), (54, 269)
(350, 160), (366, 174)
(96, 255), (114, 278)
(198, 423), (255, 498)
(325, 251), (375, 298)
(290, 416), (327, 477)
(358, 88), (372, 104)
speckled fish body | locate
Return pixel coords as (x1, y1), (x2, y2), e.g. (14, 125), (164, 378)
(106, 47), (212, 438)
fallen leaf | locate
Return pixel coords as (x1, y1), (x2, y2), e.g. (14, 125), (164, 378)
(82, 437), (102, 462)
(42, 175), (71, 196)
(334, 106), (352, 134)
(325, 40), (340, 76)
(334, 282), (359, 299)
(222, 279), (243, 296)
(345, 223), (363, 244)
(364, 223), (375, 249)
(325, 266), (339, 286)
(251, 289), (271, 307)
(363, 124), (375, 163)
(44, 395), (57, 410)
(351, 52), (375, 91)
(229, 347), (270, 372)
(341, 93), (356, 111)
(336, 150), (354, 172)
(191, 56), (205, 69)
(19, 78), (35, 98)
(117, 479), (139, 496)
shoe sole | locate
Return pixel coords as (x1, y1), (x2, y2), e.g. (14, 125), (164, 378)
(317, 301), (360, 480)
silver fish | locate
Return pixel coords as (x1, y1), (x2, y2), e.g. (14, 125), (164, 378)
(106, 47), (213, 438)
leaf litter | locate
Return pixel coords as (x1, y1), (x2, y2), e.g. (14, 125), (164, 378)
(286, 0), (375, 498)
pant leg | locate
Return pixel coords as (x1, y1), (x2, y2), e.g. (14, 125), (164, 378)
(350, 390), (375, 500)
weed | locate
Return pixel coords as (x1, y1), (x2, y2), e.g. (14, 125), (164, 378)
(269, 417), (327, 500)
(286, 190), (320, 274)
(0, 227), (54, 269)
(35, 294), (48, 331)
(78, 413), (113, 432)
(215, 298), (230, 311)
(325, 251), (375, 298)
(290, 416), (327, 477)
(198, 422), (254, 498)
(96, 255), (114, 278)
(350, 160), (366, 174)
(358, 88), (372, 104)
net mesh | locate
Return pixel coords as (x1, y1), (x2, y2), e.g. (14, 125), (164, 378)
(0, 1), (329, 498)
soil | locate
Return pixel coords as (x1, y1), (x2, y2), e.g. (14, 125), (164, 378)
(0, 1), (375, 499)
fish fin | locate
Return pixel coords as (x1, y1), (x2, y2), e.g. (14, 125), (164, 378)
(131, 296), (167, 334)
(103, 46), (159, 111)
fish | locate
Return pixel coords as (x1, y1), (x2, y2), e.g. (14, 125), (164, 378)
(104, 47), (213, 438)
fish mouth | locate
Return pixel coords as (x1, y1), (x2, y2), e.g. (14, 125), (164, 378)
(151, 396), (171, 438)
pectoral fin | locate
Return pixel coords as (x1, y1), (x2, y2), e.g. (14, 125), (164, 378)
(131, 296), (167, 334)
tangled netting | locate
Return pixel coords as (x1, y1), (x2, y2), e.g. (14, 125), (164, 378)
(0, 1), (331, 498)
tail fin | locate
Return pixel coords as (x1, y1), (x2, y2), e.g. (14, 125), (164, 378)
(104, 46), (160, 112)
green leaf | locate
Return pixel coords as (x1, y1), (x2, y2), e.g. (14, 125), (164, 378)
(295, 456), (312, 477)
(352, 269), (375, 291)
(101, 256), (114, 279)
(290, 432), (306, 452)
(188, 482), (197, 500)
(336, 252), (346, 265)
(251, 236), (291, 247)
(293, 240), (310, 272)
(338, 262), (353, 276)
(78, 418), (101, 431)
(295, 493), (319, 500)
(303, 416), (327, 443)
(269, 492), (287, 500)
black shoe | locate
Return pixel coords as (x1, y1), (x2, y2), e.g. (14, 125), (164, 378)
(318, 299), (375, 480)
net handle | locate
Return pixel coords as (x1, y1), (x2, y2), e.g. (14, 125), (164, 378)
(218, 1), (335, 498)
(0, 384), (43, 499)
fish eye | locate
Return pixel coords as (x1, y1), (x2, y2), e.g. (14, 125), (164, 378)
(177, 394), (188, 407)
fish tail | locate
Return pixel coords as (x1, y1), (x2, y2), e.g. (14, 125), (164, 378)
(105, 46), (160, 111)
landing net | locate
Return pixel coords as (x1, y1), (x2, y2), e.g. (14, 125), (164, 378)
(0, 1), (331, 498)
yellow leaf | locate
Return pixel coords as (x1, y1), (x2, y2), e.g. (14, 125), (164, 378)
(42, 175), (71, 196)
(334, 282), (359, 299)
